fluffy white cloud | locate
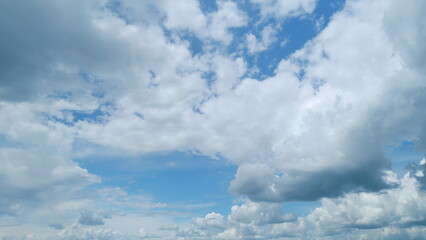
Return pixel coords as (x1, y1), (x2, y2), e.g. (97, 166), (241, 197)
(269, 162), (426, 239)
(159, 162), (426, 239)
(383, 0), (426, 75)
(194, 212), (226, 231)
(7, 0), (412, 207)
(229, 200), (296, 225)
(246, 24), (278, 54)
(223, 0), (426, 202)
(158, 0), (247, 44)
(0, 101), (99, 216)
(251, 0), (317, 19)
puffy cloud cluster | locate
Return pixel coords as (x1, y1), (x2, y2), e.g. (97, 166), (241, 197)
(172, 161), (426, 239)
(7, 166), (426, 240)
(229, 200), (296, 225)
(57, 223), (123, 240)
(226, 0), (426, 202)
(0, 101), (99, 215)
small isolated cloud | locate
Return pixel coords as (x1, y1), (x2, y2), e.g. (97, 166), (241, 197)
(49, 223), (65, 230)
(246, 24), (277, 54)
(251, 0), (317, 19)
(78, 210), (111, 226)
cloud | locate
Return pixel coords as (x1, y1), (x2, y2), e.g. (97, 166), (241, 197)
(383, 0), (426, 74)
(78, 210), (110, 226)
(153, 0), (247, 44)
(2, 0), (420, 206)
(0, 0), (116, 102)
(222, 0), (426, 202)
(157, 163), (426, 239)
(194, 212), (226, 231)
(229, 200), (296, 225)
(0, 102), (99, 215)
(246, 24), (278, 54)
(269, 163), (426, 239)
(251, 0), (317, 19)
(407, 158), (426, 189)
(57, 223), (123, 240)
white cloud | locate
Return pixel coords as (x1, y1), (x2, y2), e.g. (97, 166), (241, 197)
(269, 163), (426, 239)
(221, 0), (426, 202)
(251, 0), (317, 19)
(383, 0), (426, 74)
(160, 0), (247, 44)
(150, 164), (426, 239)
(229, 200), (296, 225)
(194, 212), (226, 231)
(246, 24), (278, 54)
(0, 102), (99, 216)
(57, 223), (123, 240)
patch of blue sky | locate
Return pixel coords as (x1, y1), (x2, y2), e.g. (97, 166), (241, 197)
(201, 71), (217, 90)
(229, 0), (346, 80)
(47, 91), (73, 101)
(385, 141), (424, 177)
(78, 71), (104, 85)
(0, 134), (25, 148)
(248, 17), (317, 78)
(178, 31), (205, 56)
(43, 102), (113, 127)
(198, 0), (218, 15)
(42, 112), (74, 127)
(69, 107), (110, 123)
(76, 150), (237, 216)
(284, 201), (322, 216)
(105, 0), (133, 25)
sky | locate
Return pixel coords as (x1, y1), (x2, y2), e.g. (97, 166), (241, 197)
(1, 0), (426, 239)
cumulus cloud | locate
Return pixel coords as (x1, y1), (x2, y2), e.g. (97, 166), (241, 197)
(246, 24), (278, 54)
(229, 200), (296, 225)
(224, 0), (426, 202)
(194, 212), (226, 231)
(251, 0), (317, 19)
(78, 210), (112, 226)
(158, 162), (426, 239)
(269, 162), (426, 239)
(57, 223), (123, 240)
(0, 102), (99, 215)
(157, 0), (247, 44)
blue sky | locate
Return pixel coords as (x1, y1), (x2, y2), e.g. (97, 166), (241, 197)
(1, 0), (426, 239)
